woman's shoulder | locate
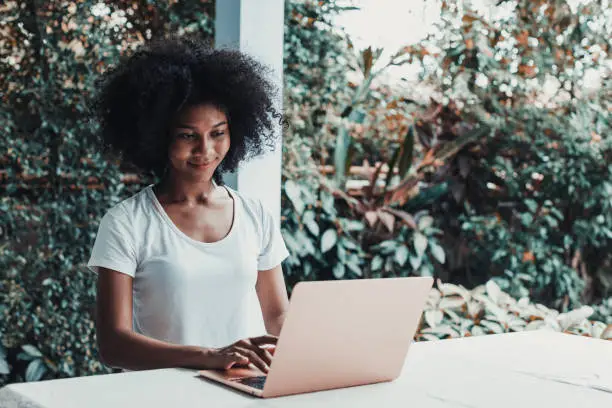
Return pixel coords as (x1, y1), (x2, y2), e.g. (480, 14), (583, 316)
(103, 184), (153, 220)
(223, 185), (268, 223)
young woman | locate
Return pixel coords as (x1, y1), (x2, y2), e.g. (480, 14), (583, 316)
(87, 36), (289, 374)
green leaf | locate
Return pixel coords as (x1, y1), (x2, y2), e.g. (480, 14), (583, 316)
(285, 180), (304, 214)
(430, 241), (446, 264)
(479, 320), (504, 334)
(0, 358), (9, 375)
(343, 219), (364, 231)
(337, 244), (346, 263)
(302, 262), (312, 276)
(485, 280), (502, 304)
(296, 229), (316, 255)
(438, 297), (465, 309)
(524, 199), (538, 213)
(282, 230), (302, 255)
(321, 191), (336, 215)
(418, 215), (434, 231)
(333, 262), (345, 279)
(544, 216), (558, 228)
(25, 359), (47, 382)
(347, 254), (362, 276)
(438, 282), (470, 299)
(385, 145), (401, 188)
(344, 143), (356, 179)
(444, 309), (463, 323)
(374, 240), (398, 254)
(371, 255), (384, 271)
(395, 245), (409, 266)
(302, 210), (319, 236)
(397, 126), (415, 178)
(342, 238), (359, 250)
(409, 253), (422, 270)
(413, 232), (428, 257)
(22, 345), (43, 358)
(334, 126), (352, 187)
(471, 325), (487, 336)
(420, 324), (459, 338)
(424, 309), (444, 328)
(0, 344), (9, 375)
(521, 213), (533, 226)
(321, 229), (338, 253)
(550, 207), (564, 220)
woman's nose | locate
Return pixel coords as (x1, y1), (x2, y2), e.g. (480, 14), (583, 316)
(194, 136), (214, 154)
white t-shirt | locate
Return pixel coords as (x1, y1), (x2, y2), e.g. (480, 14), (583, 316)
(87, 183), (289, 349)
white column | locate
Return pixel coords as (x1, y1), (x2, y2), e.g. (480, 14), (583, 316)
(215, 0), (285, 223)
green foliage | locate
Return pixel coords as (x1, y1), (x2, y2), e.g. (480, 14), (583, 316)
(280, 177), (448, 286)
(281, 178), (366, 287)
(418, 279), (611, 341)
(282, 0), (356, 180)
(282, 0), (611, 319)
(410, 0), (612, 310)
(284, 0), (612, 310)
(1, 0), (188, 384)
(0, 0), (218, 386)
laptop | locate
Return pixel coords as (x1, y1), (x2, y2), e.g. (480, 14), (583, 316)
(198, 276), (433, 398)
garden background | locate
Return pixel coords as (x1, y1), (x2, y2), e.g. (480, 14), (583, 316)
(1, 0), (610, 384)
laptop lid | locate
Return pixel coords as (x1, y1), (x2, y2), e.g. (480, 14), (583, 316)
(261, 276), (433, 398)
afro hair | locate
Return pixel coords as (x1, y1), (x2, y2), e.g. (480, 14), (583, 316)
(91, 35), (285, 185)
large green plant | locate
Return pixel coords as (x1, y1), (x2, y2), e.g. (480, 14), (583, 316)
(408, 0), (612, 310)
(282, 0), (611, 317)
(1, 0), (185, 384)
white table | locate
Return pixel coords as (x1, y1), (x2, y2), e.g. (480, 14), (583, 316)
(1, 331), (610, 407)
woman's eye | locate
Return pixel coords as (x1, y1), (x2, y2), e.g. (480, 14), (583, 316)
(212, 131), (225, 137)
(178, 133), (196, 140)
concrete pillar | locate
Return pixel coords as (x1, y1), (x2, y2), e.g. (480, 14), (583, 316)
(215, 0), (285, 223)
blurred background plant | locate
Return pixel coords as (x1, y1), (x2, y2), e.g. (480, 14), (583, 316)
(1, 0), (610, 386)
(282, 0), (611, 320)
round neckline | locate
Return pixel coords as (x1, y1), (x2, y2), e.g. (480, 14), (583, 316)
(146, 183), (239, 247)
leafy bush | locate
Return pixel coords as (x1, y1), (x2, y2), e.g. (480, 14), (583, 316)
(414, 0), (612, 310)
(418, 279), (611, 341)
(282, 0), (612, 316)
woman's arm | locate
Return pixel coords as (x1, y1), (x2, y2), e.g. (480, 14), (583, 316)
(97, 267), (279, 372)
(256, 264), (289, 336)
(96, 267), (210, 370)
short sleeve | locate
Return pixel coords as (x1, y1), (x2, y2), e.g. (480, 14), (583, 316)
(87, 206), (138, 278)
(257, 202), (289, 271)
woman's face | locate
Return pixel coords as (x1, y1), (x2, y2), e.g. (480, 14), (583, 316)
(167, 103), (231, 181)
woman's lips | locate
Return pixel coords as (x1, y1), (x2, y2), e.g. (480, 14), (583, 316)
(189, 161), (214, 169)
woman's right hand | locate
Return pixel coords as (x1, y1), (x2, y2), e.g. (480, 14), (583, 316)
(203, 335), (277, 373)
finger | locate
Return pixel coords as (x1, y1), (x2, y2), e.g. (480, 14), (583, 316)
(249, 335), (278, 346)
(259, 348), (274, 366)
(259, 344), (276, 355)
(224, 352), (249, 370)
(241, 342), (274, 366)
(236, 347), (269, 373)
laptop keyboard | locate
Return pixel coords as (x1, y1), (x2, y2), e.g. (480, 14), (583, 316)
(234, 375), (267, 390)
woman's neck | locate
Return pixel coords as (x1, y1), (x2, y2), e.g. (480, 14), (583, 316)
(155, 174), (218, 206)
